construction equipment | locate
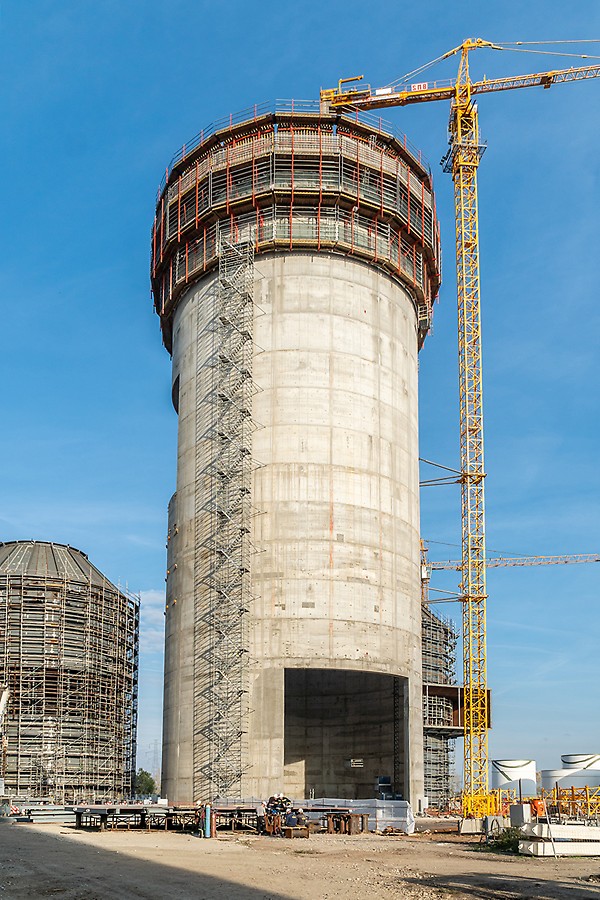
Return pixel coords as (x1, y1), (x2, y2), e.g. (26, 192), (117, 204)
(322, 39), (600, 817)
(429, 553), (600, 572)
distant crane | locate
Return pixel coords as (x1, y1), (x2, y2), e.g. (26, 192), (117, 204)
(322, 39), (600, 816)
(421, 546), (599, 603)
(429, 553), (600, 573)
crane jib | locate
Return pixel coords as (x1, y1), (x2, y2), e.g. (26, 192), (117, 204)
(324, 63), (600, 110)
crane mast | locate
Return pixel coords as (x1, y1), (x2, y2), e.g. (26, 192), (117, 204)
(443, 45), (490, 817)
(321, 40), (600, 818)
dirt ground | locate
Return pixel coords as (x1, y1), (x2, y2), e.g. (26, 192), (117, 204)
(1, 819), (600, 900)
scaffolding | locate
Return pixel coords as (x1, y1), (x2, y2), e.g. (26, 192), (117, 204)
(422, 607), (457, 686)
(544, 785), (600, 821)
(423, 732), (455, 808)
(151, 108), (441, 354)
(0, 542), (138, 802)
(421, 605), (459, 808)
(193, 239), (259, 799)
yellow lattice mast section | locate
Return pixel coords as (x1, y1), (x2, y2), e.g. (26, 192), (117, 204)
(442, 40), (491, 817)
(321, 39), (600, 818)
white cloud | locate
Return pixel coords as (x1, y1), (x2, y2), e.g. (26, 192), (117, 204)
(139, 588), (166, 655)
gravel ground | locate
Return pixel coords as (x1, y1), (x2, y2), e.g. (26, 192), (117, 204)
(1, 818), (600, 899)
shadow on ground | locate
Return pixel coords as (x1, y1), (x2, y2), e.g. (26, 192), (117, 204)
(406, 870), (600, 900)
(0, 819), (294, 900)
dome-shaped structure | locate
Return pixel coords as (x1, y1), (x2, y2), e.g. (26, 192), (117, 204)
(0, 540), (107, 585)
(0, 541), (139, 802)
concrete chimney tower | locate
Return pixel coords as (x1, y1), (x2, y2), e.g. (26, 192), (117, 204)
(151, 102), (441, 805)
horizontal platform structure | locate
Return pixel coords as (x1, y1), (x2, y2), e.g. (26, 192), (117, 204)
(151, 105), (441, 352)
(157, 100), (432, 192)
(70, 798), (414, 834)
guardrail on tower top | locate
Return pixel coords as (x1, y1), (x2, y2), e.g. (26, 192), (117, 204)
(157, 99), (430, 199)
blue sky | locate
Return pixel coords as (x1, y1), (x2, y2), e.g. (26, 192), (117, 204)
(2, 1), (598, 779)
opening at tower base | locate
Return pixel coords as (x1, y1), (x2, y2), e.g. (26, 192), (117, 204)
(284, 670), (409, 799)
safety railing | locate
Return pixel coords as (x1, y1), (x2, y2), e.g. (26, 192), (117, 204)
(165, 131), (432, 208)
(155, 204), (435, 320)
(157, 100), (430, 197)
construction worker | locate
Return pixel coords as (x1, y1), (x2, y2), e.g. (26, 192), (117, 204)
(284, 807), (298, 827)
(296, 808), (307, 827)
(255, 800), (266, 834)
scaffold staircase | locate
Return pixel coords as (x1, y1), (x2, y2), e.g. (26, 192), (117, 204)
(193, 239), (259, 798)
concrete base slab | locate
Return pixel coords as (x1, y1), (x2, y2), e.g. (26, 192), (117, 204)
(459, 818), (483, 834)
(484, 815), (510, 834)
(523, 823), (600, 842)
(509, 804), (532, 827)
(520, 839), (600, 857)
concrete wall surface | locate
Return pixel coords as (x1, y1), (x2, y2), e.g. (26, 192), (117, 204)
(162, 251), (424, 805)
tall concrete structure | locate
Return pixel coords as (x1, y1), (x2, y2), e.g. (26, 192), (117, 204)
(0, 541), (138, 801)
(151, 102), (441, 805)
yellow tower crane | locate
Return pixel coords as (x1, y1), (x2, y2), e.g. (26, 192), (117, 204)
(322, 39), (600, 817)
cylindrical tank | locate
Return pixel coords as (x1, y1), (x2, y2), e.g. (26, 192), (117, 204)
(0, 541), (139, 802)
(153, 102), (441, 804)
(561, 754), (600, 769)
(491, 759), (537, 794)
(541, 769), (600, 790)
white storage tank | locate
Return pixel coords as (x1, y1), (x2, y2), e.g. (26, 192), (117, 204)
(561, 754), (600, 770)
(541, 768), (600, 790)
(491, 759), (537, 795)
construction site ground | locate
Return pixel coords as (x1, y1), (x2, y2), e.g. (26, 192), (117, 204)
(2, 818), (600, 899)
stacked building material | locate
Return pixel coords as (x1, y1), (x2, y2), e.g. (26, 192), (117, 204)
(520, 822), (600, 857)
(12, 805), (76, 824)
(302, 797), (415, 834)
(212, 795), (415, 833)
